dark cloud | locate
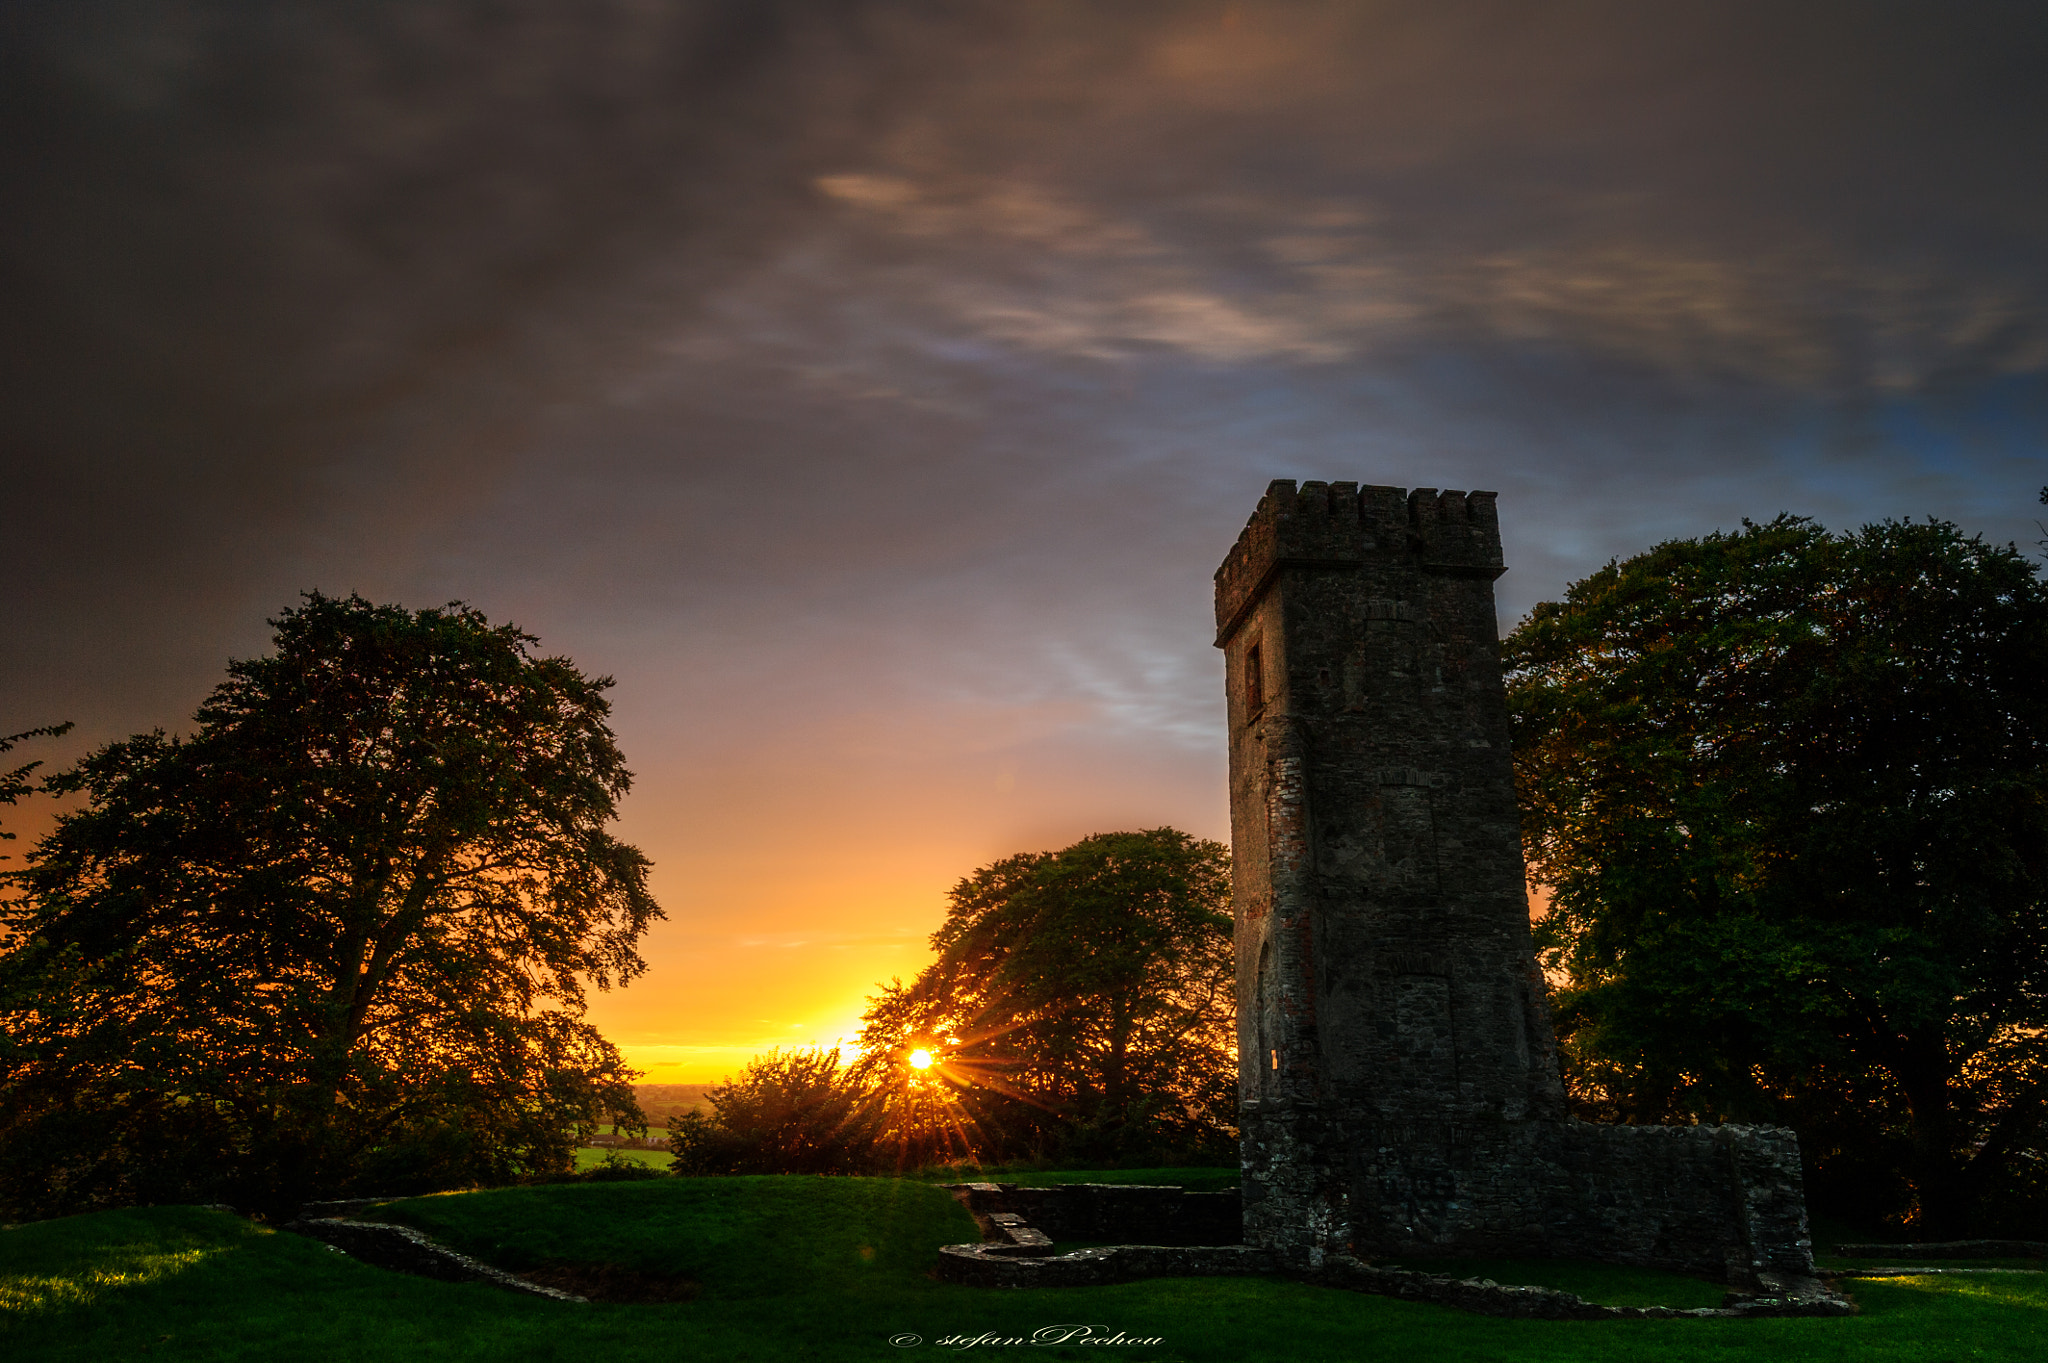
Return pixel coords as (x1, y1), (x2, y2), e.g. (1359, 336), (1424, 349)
(6, 0), (2045, 1073)
(4, 0), (972, 707)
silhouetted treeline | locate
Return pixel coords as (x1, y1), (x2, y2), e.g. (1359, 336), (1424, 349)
(673, 830), (1239, 1174)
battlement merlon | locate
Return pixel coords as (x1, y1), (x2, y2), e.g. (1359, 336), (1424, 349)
(1213, 480), (1505, 646)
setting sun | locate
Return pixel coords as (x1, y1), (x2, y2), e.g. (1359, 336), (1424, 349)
(907, 1048), (934, 1070)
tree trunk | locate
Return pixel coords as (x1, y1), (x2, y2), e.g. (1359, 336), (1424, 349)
(1892, 1028), (1974, 1238)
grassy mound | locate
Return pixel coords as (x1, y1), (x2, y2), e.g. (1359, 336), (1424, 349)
(372, 1177), (972, 1297)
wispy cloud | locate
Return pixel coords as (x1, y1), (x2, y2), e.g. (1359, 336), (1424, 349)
(802, 170), (2048, 394)
(8, 0), (2045, 1082)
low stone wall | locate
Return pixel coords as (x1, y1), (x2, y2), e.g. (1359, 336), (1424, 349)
(1827, 1267), (2047, 1278)
(1248, 1113), (1816, 1287)
(941, 1183), (1242, 1245)
(937, 1242), (1274, 1288)
(936, 1238), (1853, 1318)
(938, 1181), (1854, 1318)
(1836, 1240), (2048, 1259)
(1535, 1120), (1814, 1283)
(285, 1217), (586, 1302)
(1303, 1256), (1854, 1319)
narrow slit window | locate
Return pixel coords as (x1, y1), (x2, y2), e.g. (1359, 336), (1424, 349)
(1245, 644), (1264, 713)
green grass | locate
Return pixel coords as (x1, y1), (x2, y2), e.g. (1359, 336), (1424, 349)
(374, 1177), (968, 1295)
(571, 1145), (674, 1173)
(4, 1180), (2046, 1362)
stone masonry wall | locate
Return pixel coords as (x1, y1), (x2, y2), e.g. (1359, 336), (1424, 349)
(946, 1183), (1243, 1246)
(1216, 480), (1816, 1287)
(935, 1181), (1850, 1316)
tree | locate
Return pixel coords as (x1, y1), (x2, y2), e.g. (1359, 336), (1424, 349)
(669, 1047), (881, 1175)
(0, 723), (71, 860)
(1505, 515), (2048, 1236)
(0, 594), (661, 1218)
(851, 828), (1236, 1164)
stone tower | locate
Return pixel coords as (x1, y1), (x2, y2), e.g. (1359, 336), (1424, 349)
(1216, 480), (1817, 1287)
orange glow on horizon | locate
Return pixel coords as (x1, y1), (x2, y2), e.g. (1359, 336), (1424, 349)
(578, 695), (1230, 1088)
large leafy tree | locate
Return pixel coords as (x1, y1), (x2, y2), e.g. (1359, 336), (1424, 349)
(852, 828), (1235, 1163)
(1506, 516), (2048, 1236)
(0, 594), (661, 1217)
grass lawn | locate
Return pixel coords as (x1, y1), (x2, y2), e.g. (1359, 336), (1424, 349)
(3, 1177), (2043, 1362)
(900, 1165), (1242, 1192)
(572, 1144), (674, 1173)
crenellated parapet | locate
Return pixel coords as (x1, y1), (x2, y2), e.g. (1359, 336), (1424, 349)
(1214, 479), (1502, 646)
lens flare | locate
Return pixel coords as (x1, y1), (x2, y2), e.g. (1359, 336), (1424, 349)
(908, 1048), (934, 1069)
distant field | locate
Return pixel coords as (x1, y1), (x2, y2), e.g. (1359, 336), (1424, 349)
(6, 1177), (2045, 1361)
(572, 1146), (674, 1173)
(577, 1087), (691, 1169)
(581, 1078), (710, 1164)
(629, 1084), (715, 1123)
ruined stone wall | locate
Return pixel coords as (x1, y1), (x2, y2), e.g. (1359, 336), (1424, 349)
(947, 1183), (1243, 1246)
(1216, 480), (1816, 1287)
(1331, 1118), (1813, 1280)
(935, 1178), (1850, 1315)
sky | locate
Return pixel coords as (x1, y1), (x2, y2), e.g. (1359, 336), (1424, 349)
(5, 0), (2046, 1081)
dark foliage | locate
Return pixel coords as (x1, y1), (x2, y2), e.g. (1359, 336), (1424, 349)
(669, 1048), (881, 1175)
(1505, 516), (2048, 1236)
(0, 723), (71, 860)
(0, 594), (660, 1218)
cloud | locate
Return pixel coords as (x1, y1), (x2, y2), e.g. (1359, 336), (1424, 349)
(7, 0), (2046, 1080)
(798, 164), (2048, 394)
